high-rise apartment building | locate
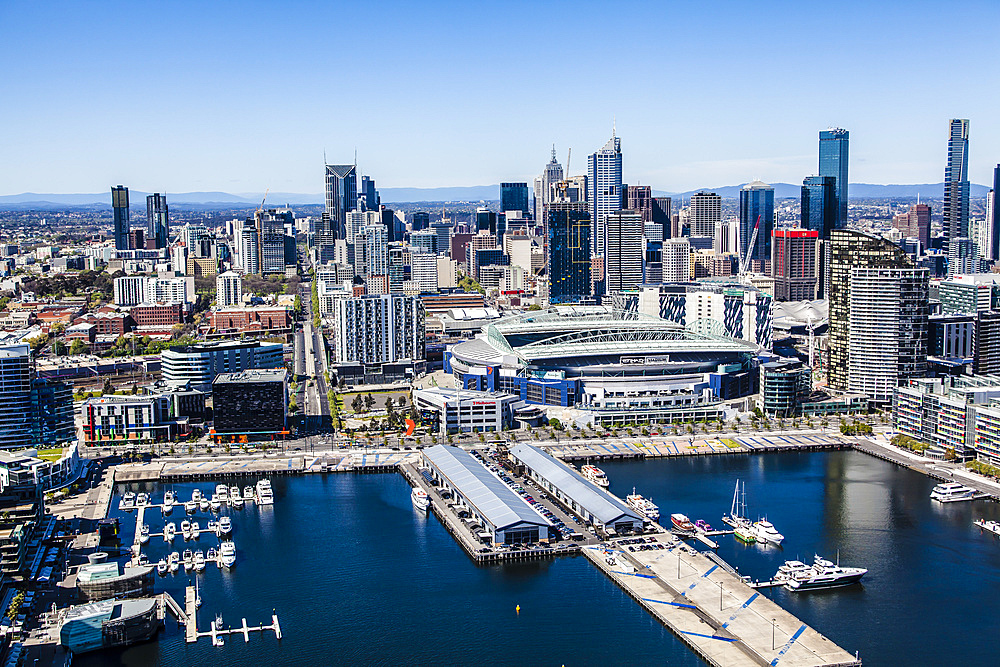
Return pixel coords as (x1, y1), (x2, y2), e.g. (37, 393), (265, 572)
(738, 181), (774, 267)
(828, 230), (918, 394)
(771, 229), (819, 301)
(943, 119), (970, 246)
(948, 237), (979, 276)
(587, 130), (623, 256)
(690, 191), (721, 240)
(500, 183), (529, 217)
(0, 344), (32, 448)
(819, 128), (849, 229)
(146, 193), (169, 249)
(534, 147), (564, 222)
(801, 176), (837, 240)
(239, 227), (260, 275)
(546, 202), (591, 303)
(332, 295), (425, 365)
(604, 211), (644, 293)
(411, 211), (430, 232)
(626, 185), (653, 222)
(111, 185), (130, 251)
(892, 203), (932, 250)
(662, 238), (691, 282)
(216, 271), (242, 308)
(989, 165), (1000, 261)
(324, 163), (357, 241)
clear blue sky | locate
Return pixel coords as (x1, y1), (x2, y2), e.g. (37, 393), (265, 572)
(1, 0), (998, 195)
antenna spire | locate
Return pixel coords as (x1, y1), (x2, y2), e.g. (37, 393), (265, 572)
(612, 116), (616, 138)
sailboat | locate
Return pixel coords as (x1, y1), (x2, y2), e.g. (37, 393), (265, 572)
(722, 480), (756, 543)
(195, 576), (202, 608)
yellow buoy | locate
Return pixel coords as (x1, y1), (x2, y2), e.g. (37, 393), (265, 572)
(515, 604), (520, 614)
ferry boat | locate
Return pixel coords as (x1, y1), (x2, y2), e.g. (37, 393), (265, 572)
(974, 518), (1000, 536)
(180, 520), (192, 541)
(670, 513), (695, 532)
(256, 479), (274, 505)
(411, 487), (430, 511)
(751, 519), (784, 546)
(138, 524), (150, 545)
(581, 464), (610, 488)
(783, 554), (867, 591)
(930, 482), (976, 503)
(193, 550), (206, 573)
(168, 551), (180, 574)
(219, 540), (237, 568)
(163, 522), (176, 543)
(218, 516), (232, 536)
(627, 488), (660, 522)
(156, 558), (167, 576)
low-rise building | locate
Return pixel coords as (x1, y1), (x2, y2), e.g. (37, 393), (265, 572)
(211, 369), (288, 437)
(413, 388), (541, 434)
(208, 306), (292, 336)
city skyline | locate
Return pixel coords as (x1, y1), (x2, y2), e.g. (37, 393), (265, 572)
(1, 1), (998, 195)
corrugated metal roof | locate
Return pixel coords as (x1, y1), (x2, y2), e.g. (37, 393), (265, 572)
(509, 444), (643, 526)
(423, 445), (549, 532)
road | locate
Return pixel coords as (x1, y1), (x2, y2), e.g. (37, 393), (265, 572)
(294, 273), (330, 432)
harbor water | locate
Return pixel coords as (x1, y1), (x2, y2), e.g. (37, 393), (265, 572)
(81, 450), (1000, 666)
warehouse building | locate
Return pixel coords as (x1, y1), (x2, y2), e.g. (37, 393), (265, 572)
(422, 445), (551, 546)
(509, 443), (644, 534)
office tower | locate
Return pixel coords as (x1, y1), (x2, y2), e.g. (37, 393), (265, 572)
(587, 129), (623, 256)
(411, 211), (429, 232)
(475, 207), (496, 234)
(239, 227), (260, 275)
(534, 147), (564, 222)
(431, 221), (453, 256)
(255, 209), (293, 275)
(381, 207), (398, 243)
(828, 230), (918, 393)
(943, 119), (971, 246)
(848, 267), (928, 403)
(360, 175), (379, 212)
(974, 311), (1000, 375)
(546, 202), (591, 303)
(626, 185), (653, 222)
(801, 176), (837, 240)
(324, 163), (357, 240)
(690, 191), (721, 239)
(410, 229), (437, 254)
(738, 181), (774, 267)
(771, 229), (819, 301)
(604, 211), (644, 293)
(652, 197), (672, 240)
(216, 271), (242, 308)
(500, 183), (529, 216)
(0, 344), (32, 448)
(128, 228), (145, 250)
(111, 185), (130, 251)
(892, 203), (932, 250)
(146, 193), (169, 249)
(990, 165), (1000, 261)
(819, 128), (849, 228)
(948, 237), (978, 276)
(662, 238), (691, 282)
(410, 251), (439, 292)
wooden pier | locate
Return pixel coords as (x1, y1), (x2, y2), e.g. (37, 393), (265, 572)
(183, 585), (281, 645)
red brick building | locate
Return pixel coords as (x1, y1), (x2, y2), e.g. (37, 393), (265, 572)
(209, 307), (291, 334)
(129, 303), (184, 328)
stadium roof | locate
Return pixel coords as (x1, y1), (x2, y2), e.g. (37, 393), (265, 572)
(509, 444), (643, 526)
(423, 445), (549, 532)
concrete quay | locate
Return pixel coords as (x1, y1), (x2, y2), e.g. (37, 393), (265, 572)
(584, 538), (860, 667)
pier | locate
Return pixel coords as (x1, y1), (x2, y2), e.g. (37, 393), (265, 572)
(182, 585), (280, 645)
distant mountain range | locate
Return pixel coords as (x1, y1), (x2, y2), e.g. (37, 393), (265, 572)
(0, 182), (990, 208)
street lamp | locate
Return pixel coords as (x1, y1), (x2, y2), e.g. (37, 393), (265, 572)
(772, 618), (776, 651)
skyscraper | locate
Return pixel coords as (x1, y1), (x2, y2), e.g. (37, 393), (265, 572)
(989, 165), (1000, 261)
(892, 203), (932, 250)
(475, 207), (497, 234)
(943, 119), (970, 246)
(819, 128), (849, 228)
(652, 197), (672, 240)
(0, 344), (32, 448)
(324, 163), (357, 241)
(738, 181), (774, 267)
(771, 229), (819, 301)
(500, 183), (529, 216)
(801, 176), (837, 239)
(411, 211), (429, 232)
(626, 185), (653, 222)
(360, 175), (380, 212)
(111, 185), (130, 251)
(547, 202), (591, 303)
(604, 211), (644, 293)
(662, 238), (691, 282)
(146, 193), (168, 249)
(534, 147), (564, 222)
(690, 191), (721, 239)
(587, 130), (623, 256)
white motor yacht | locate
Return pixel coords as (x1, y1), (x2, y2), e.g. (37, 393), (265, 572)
(229, 486), (240, 504)
(230, 494), (244, 509)
(181, 520), (192, 541)
(163, 522), (176, 543)
(784, 554), (867, 591)
(162, 490), (175, 514)
(182, 549), (194, 572)
(930, 482), (976, 503)
(209, 494), (222, 512)
(243, 485), (255, 501)
(120, 491), (136, 511)
(199, 496), (210, 512)
(219, 540), (237, 569)
(136, 493), (149, 507)
(191, 521), (201, 540)
(206, 520), (218, 534)
(256, 479), (274, 505)
(218, 516), (233, 536)
(184, 500), (197, 514)
(191, 489), (202, 502)
(751, 519), (785, 546)
(216, 484), (229, 504)
(156, 558), (168, 576)
(773, 560), (812, 583)
(138, 524), (150, 545)
(193, 550), (206, 572)
(168, 551), (180, 574)
(411, 488), (430, 512)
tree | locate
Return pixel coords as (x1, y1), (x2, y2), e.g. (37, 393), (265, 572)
(351, 395), (363, 413)
(397, 396), (407, 408)
(69, 339), (88, 356)
(102, 378), (114, 396)
(364, 393), (375, 411)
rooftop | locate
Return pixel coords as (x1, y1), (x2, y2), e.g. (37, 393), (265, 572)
(213, 368), (287, 384)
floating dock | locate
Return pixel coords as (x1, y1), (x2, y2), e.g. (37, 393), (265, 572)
(183, 585), (280, 645)
(584, 539), (861, 667)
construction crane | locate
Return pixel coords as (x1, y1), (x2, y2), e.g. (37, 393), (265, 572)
(565, 148), (571, 176)
(257, 187), (270, 215)
(739, 214), (761, 276)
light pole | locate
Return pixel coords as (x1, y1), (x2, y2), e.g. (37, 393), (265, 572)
(772, 618), (776, 651)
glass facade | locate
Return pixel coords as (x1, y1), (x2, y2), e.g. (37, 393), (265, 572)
(819, 128), (849, 229)
(943, 119), (970, 244)
(801, 176), (837, 239)
(499, 182), (529, 215)
(738, 182), (774, 265)
(547, 202), (591, 303)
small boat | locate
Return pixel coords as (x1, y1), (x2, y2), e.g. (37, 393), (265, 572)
(581, 464), (610, 488)
(784, 554), (867, 591)
(216, 484), (229, 504)
(168, 551), (180, 574)
(626, 488), (659, 522)
(975, 518), (1000, 536)
(195, 577), (202, 608)
(243, 485), (255, 501)
(138, 524), (150, 545)
(411, 487), (430, 512)
(218, 516), (232, 536)
(207, 547), (218, 562)
(694, 519), (713, 532)
(209, 494), (222, 512)
(156, 558), (168, 576)
(181, 520), (192, 540)
(164, 522), (176, 543)
(183, 549), (194, 572)
(184, 500), (197, 514)
(162, 490), (175, 514)
(191, 521), (201, 540)
(136, 493), (149, 507)
(723, 480), (757, 543)
(670, 513), (695, 532)
(230, 494), (244, 509)
(930, 482), (976, 503)
(191, 489), (202, 502)
(193, 550), (206, 572)
(120, 491), (136, 510)
(229, 486), (241, 503)
(199, 497), (210, 512)
(206, 520), (218, 534)
(219, 540), (236, 568)
(256, 479), (274, 505)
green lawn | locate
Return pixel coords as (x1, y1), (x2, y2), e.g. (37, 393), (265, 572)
(36, 448), (64, 462)
(340, 390), (410, 414)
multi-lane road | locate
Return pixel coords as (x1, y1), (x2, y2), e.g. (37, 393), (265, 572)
(294, 275), (330, 432)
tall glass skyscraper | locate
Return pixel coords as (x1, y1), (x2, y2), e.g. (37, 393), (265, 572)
(990, 165), (1000, 261)
(738, 181), (774, 267)
(324, 164), (357, 241)
(943, 119), (970, 245)
(801, 176), (837, 240)
(819, 128), (849, 229)
(111, 185), (130, 251)
(547, 202), (591, 303)
(587, 130), (623, 256)
(500, 183), (529, 216)
(146, 193), (168, 249)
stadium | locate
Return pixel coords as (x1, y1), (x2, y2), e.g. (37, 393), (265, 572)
(446, 306), (762, 425)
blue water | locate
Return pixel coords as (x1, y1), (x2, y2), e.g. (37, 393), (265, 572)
(80, 450), (1000, 666)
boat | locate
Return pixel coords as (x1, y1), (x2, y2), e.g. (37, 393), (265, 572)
(163, 522), (176, 543)
(193, 550), (206, 572)
(670, 513), (695, 532)
(199, 496), (210, 511)
(120, 491), (136, 510)
(136, 493), (149, 507)
(191, 521), (201, 540)
(626, 488), (660, 522)
(191, 489), (202, 502)
(751, 519), (785, 546)
(206, 521), (218, 534)
(162, 490), (175, 514)
(772, 560), (812, 583)
(411, 487), (430, 511)
(723, 480), (758, 543)
(182, 549), (194, 572)
(168, 551), (180, 574)
(243, 485), (255, 501)
(180, 520), (192, 540)
(216, 484), (229, 504)
(195, 577), (202, 608)
(230, 494), (244, 509)
(184, 500), (197, 514)
(207, 547), (218, 562)
(229, 486), (240, 503)
(138, 524), (150, 545)
(930, 482), (976, 503)
(209, 494), (222, 512)
(217, 516), (232, 536)
(694, 519), (713, 532)
(783, 554), (867, 591)
(581, 464), (610, 488)
(974, 518), (1000, 536)
(256, 479), (274, 505)
(156, 558), (167, 576)
(219, 540), (237, 568)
